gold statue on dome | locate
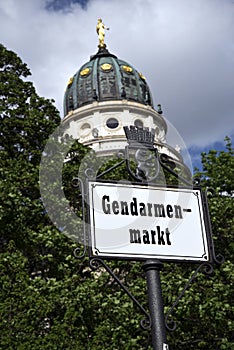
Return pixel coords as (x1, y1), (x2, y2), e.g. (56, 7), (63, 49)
(96, 18), (109, 48)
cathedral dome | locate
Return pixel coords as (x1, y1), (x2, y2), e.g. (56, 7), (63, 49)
(63, 47), (154, 116)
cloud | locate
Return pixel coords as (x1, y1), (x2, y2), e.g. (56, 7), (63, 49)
(0, 0), (233, 150)
(45, 0), (88, 12)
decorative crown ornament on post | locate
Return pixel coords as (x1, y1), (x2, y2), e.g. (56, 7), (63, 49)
(123, 125), (160, 182)
(123, 125), (156, 147)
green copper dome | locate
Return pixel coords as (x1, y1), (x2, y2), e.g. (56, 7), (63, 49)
(63, 47), (154, 116)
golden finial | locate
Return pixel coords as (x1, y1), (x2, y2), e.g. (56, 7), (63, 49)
(96, 18), (109, 49)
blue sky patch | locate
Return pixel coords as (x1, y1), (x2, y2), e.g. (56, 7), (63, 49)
(188, 136), (233, 171)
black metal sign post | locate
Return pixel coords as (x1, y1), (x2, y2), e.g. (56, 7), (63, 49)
(73, 125), (222, 350)
(143, 260), (167, 350)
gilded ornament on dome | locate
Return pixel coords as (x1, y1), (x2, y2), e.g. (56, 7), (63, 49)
(101, 63), (112, 71)
(67, 77), (74, 86)
(80, 67), (91, 77)
(122, 65), (133, 73)
(96, 18), (109, 48)
(139, 72), (146, 80)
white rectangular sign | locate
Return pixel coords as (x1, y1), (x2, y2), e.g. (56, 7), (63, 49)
(88, 181), (211, 262)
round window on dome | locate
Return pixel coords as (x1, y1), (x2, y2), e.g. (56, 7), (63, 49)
(106, 118), (119, 129)
(134, 119), (143, 128)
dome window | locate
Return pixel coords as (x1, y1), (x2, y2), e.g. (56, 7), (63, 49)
(80, 123), (91, 136)
(68, 95), (73, 110)
(106, 118), (119, 129)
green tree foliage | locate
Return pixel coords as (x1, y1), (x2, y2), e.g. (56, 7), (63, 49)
(155, 138), (233, 350)
(164, 137), (233, 349)
(0, 44), (233, 349)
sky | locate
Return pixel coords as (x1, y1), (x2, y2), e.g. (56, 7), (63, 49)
(0, 0), (233, 169)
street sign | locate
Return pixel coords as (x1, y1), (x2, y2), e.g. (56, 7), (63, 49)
(88, 181), (212, 262)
